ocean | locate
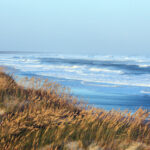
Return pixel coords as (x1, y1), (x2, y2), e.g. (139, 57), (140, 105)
(0, 52), (150, 112)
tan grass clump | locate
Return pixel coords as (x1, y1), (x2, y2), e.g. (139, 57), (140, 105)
(0, 70), (149, 150)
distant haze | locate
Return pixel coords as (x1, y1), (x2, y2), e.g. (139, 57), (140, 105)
(0, 0), (150, 56)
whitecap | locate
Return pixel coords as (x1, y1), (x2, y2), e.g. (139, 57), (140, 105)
(138, 64), (150, 68)
(140, 90), (150, 94)
(89, 68), (123, 74)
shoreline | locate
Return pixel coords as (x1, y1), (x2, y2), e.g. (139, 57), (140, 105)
(1, 66), (150, 114)
(1, 65), (150, 114)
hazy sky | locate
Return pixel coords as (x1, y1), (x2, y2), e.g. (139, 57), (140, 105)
(0, 0), (150, 55)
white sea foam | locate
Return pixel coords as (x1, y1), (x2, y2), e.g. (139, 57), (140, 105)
(43, 65), (82, 69)
(38, 54), (150, 63)
(1, 54), (150, 88)
(38, 70), (150, 87)
(89, 68), (123, 74)
(138, 64), (150, 68)
(140, 90), (150, 94)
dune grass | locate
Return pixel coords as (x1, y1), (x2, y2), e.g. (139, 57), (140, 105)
(0, 68), (150, 150)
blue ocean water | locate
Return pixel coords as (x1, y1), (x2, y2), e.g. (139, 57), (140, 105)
(0, 52), (150, 112)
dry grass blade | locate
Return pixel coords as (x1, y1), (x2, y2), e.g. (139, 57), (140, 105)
(0, 70), (149, 150)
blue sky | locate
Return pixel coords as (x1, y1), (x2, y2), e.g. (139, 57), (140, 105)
(0, 0), (150, 55)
